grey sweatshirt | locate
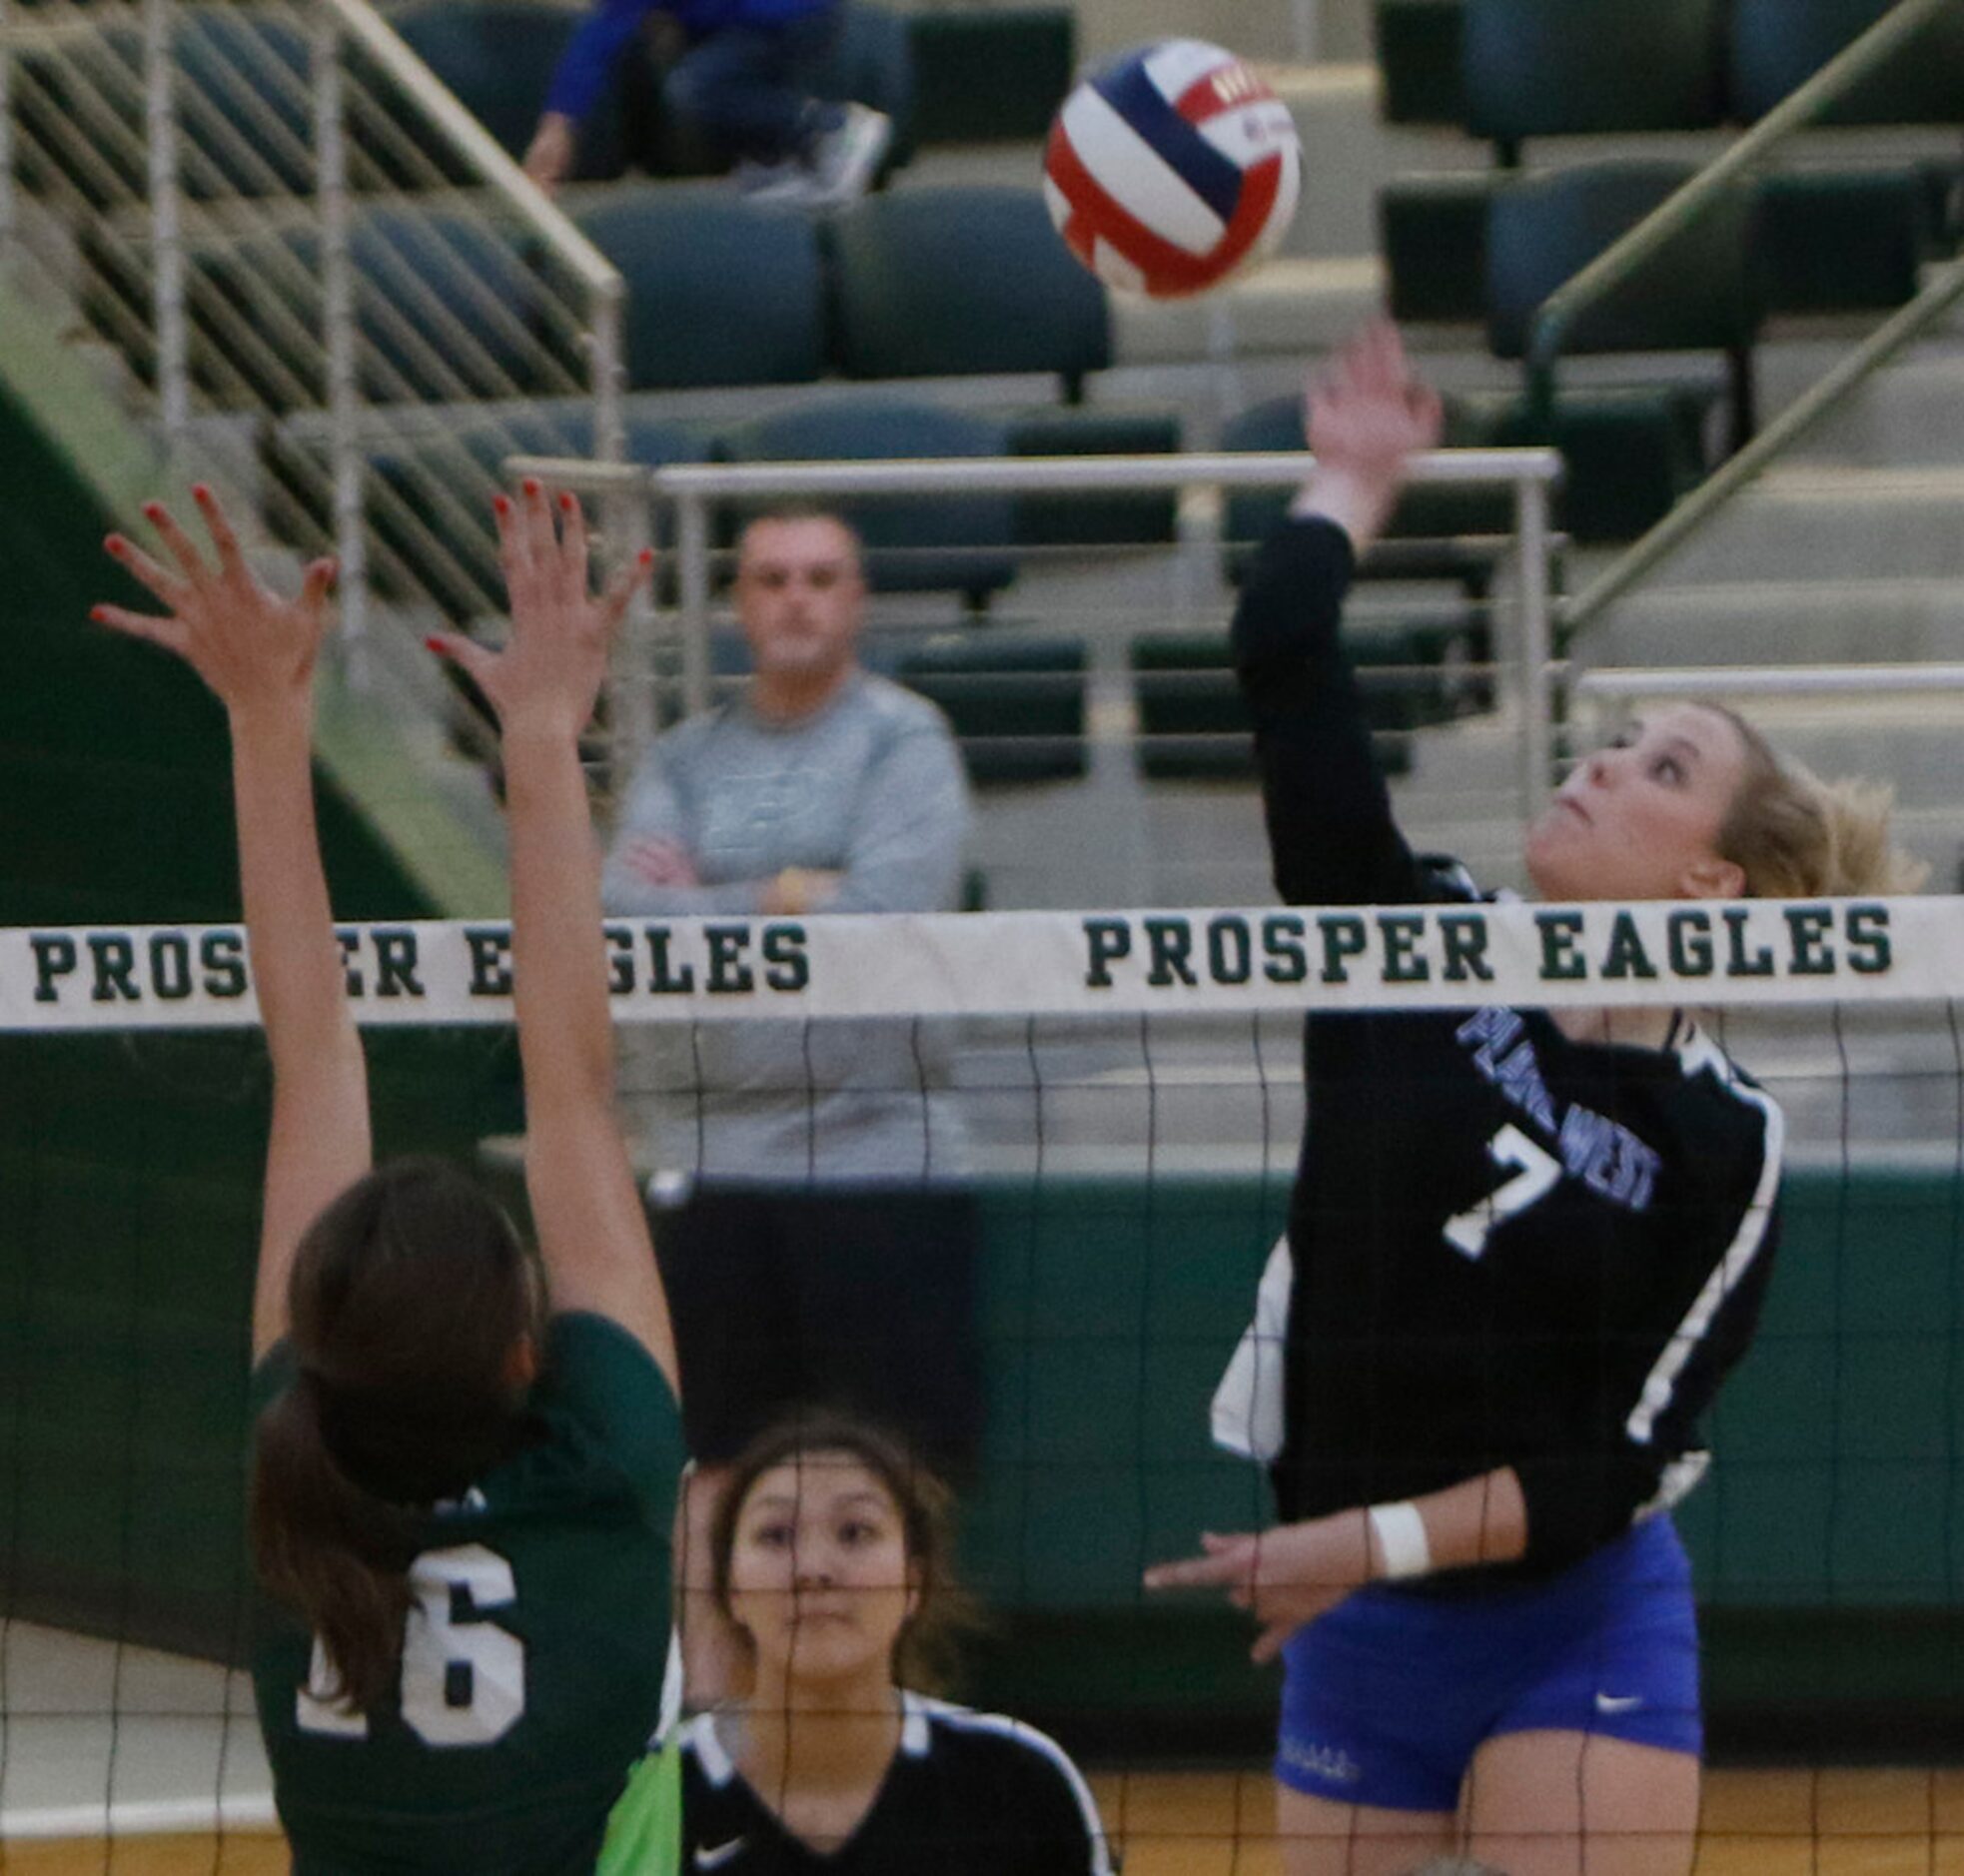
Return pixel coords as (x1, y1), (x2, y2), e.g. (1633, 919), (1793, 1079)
(602, 670), (972, 1185)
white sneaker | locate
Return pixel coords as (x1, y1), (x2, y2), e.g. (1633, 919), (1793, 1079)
(733, 156), (819, 204)
(808, 103), (892, 206)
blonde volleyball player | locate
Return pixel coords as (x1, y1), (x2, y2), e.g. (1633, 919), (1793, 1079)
(95, 481), (680, 1872)
(1145, 325), (1922, 1876)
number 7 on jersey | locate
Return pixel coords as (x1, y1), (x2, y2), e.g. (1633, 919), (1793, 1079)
(1443, 1124), (1562, 1260)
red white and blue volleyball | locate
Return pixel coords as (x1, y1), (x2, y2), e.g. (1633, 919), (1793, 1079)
(1044, 40), (1303, 300)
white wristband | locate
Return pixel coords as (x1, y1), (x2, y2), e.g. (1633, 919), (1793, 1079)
(1368, 1501), (1433, 1580)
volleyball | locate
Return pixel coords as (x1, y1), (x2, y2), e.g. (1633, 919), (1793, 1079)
(1043, 40), (1303, 300)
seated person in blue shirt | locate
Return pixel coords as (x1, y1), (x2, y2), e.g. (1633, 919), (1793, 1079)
(524, 0), (889, 203)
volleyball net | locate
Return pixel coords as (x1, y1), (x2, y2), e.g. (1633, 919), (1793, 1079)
(5, 897), (1964, 1865)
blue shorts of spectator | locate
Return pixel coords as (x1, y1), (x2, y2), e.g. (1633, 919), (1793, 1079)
(1277, 1513), (1702, 1814)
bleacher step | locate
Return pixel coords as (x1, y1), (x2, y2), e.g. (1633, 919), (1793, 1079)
(1797, 356), (1964, 469)
(1579, 578), (1964, 671)
(1635, 469), (1964, 585)
(1111, 256), (1386, 367)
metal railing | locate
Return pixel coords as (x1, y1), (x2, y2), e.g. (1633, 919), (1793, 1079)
(1524, 0), (1964, 443)
(508, 446), (1565, 815)
(0, 0), (625, 691)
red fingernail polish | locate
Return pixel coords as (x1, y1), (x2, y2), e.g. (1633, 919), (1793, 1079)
(493, 494), (510, 514)
(559, 491), (574, 512)
(522, 477), (540, 496)
(141, 502), (162, 519)
(104, 535), (123, 552)
(424, 636), (451, 658)
(639, 548), (655, 565)
(89, 606), (108, 623)
(192, 482), (211, 500)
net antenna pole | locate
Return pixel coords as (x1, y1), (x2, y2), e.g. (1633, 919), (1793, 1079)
(1513, 469), (1554, 819)
(315, 6), (369, 683)
(143, 0), (189, 460)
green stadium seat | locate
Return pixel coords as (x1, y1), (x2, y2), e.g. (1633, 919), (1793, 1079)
(1379, 173), (1502, 325)
(826, 187), (1112, 401)
(715, 399), (1018, 604)
(1218, 393), (1514, 581)
(884, 632), (1088, 785)
(1728, 0), (1964, 124)
(386, 0), (632, 183)
(1464, 0), (1725, 162)
(1486, 158), (1757, 493)
(1005, 408), (1183, 550)
(1373, 0), (1467, 128)
(573, 192), (827, 391)
(1755, 168), (1934, 316)
(1131, 632), (1443, 781)
(908, 7), (1075, 144)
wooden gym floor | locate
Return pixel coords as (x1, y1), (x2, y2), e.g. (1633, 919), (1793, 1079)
(9, 1768), (1964, 1874)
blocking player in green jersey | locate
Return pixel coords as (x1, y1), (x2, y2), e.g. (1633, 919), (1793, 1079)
(96, 479), (683, 1874)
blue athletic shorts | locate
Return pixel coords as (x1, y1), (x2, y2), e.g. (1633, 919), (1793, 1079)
(1276, 1514), (1701, 1813)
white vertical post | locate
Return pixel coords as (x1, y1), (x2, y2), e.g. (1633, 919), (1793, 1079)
(144, 0), (189, 455)
(676, 488), (711, 718)
(0, 0), (17, 262)
(315, 8), (368, 679)
(589, 277), (652, 790)
(1513, 474), (1554, 821)
(1291, 0), (1321, 61)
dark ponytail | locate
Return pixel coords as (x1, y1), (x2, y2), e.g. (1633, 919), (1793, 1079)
(250, 1157), (542, 1714)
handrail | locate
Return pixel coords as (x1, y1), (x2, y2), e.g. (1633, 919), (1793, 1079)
(511, 449), (1567, 496)
(507, 447), (1565, 818)
(1564, 254), (1964, 635)
(1523, 0), (1964, 437)
(1576, 663), (1964, 698)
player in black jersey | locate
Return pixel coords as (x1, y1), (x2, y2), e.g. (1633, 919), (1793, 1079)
(599, 1411), (1110, 1873)
(97, 481), (683, 1873)
(1145, 325), (1923, 1876)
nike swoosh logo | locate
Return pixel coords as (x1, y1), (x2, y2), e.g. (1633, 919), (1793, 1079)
(1594, 1693), (1644, 1714)
(695, 1840), (748, 1872)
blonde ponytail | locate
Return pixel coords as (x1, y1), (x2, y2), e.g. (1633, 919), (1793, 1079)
(1712, 707), (1929, 898)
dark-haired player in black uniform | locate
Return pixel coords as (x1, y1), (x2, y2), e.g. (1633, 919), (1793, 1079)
(97, 481), (683, 1873)
(600, 1412), (1109, 1874)
(1146, 324), (1922, 1876)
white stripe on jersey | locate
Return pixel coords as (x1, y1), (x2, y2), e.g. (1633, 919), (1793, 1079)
(1624, 1027), (1786, 1445)
(907, 1694), (1115, 1875)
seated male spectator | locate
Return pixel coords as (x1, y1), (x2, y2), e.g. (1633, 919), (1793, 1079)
(524, 0), (889, 203)
(602, 507), (979, 1702)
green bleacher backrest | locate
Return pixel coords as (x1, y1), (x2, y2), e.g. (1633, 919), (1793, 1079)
(1728, 0), (1964, 125)
(1485, 161), (1757, 360)
(1006, 408), (1183, 549)
(1755, 169), (1932, 316)
(574, 192), (828, 391)
(909, 8), (1075, 144)
(716, 399), (1018, 601)
(827, 187), (1112, 398)
(887, 633), (1087, 784)
(1380, 174), (1499, 326)
(1374, 0), (1467, 127)
(1464, 0), (1725, 148)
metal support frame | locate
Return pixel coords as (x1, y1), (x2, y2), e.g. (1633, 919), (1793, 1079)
(143, 0), (188, 455)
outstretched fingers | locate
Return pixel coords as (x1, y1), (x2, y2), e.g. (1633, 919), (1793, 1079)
(598, 547), (656, 638)
(142, 499), (212, 583)
(555, 489), (590, 599)
(190, 482), (250, 580)
(90, 602), (191, 658)
(103, 531), (191, 613)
